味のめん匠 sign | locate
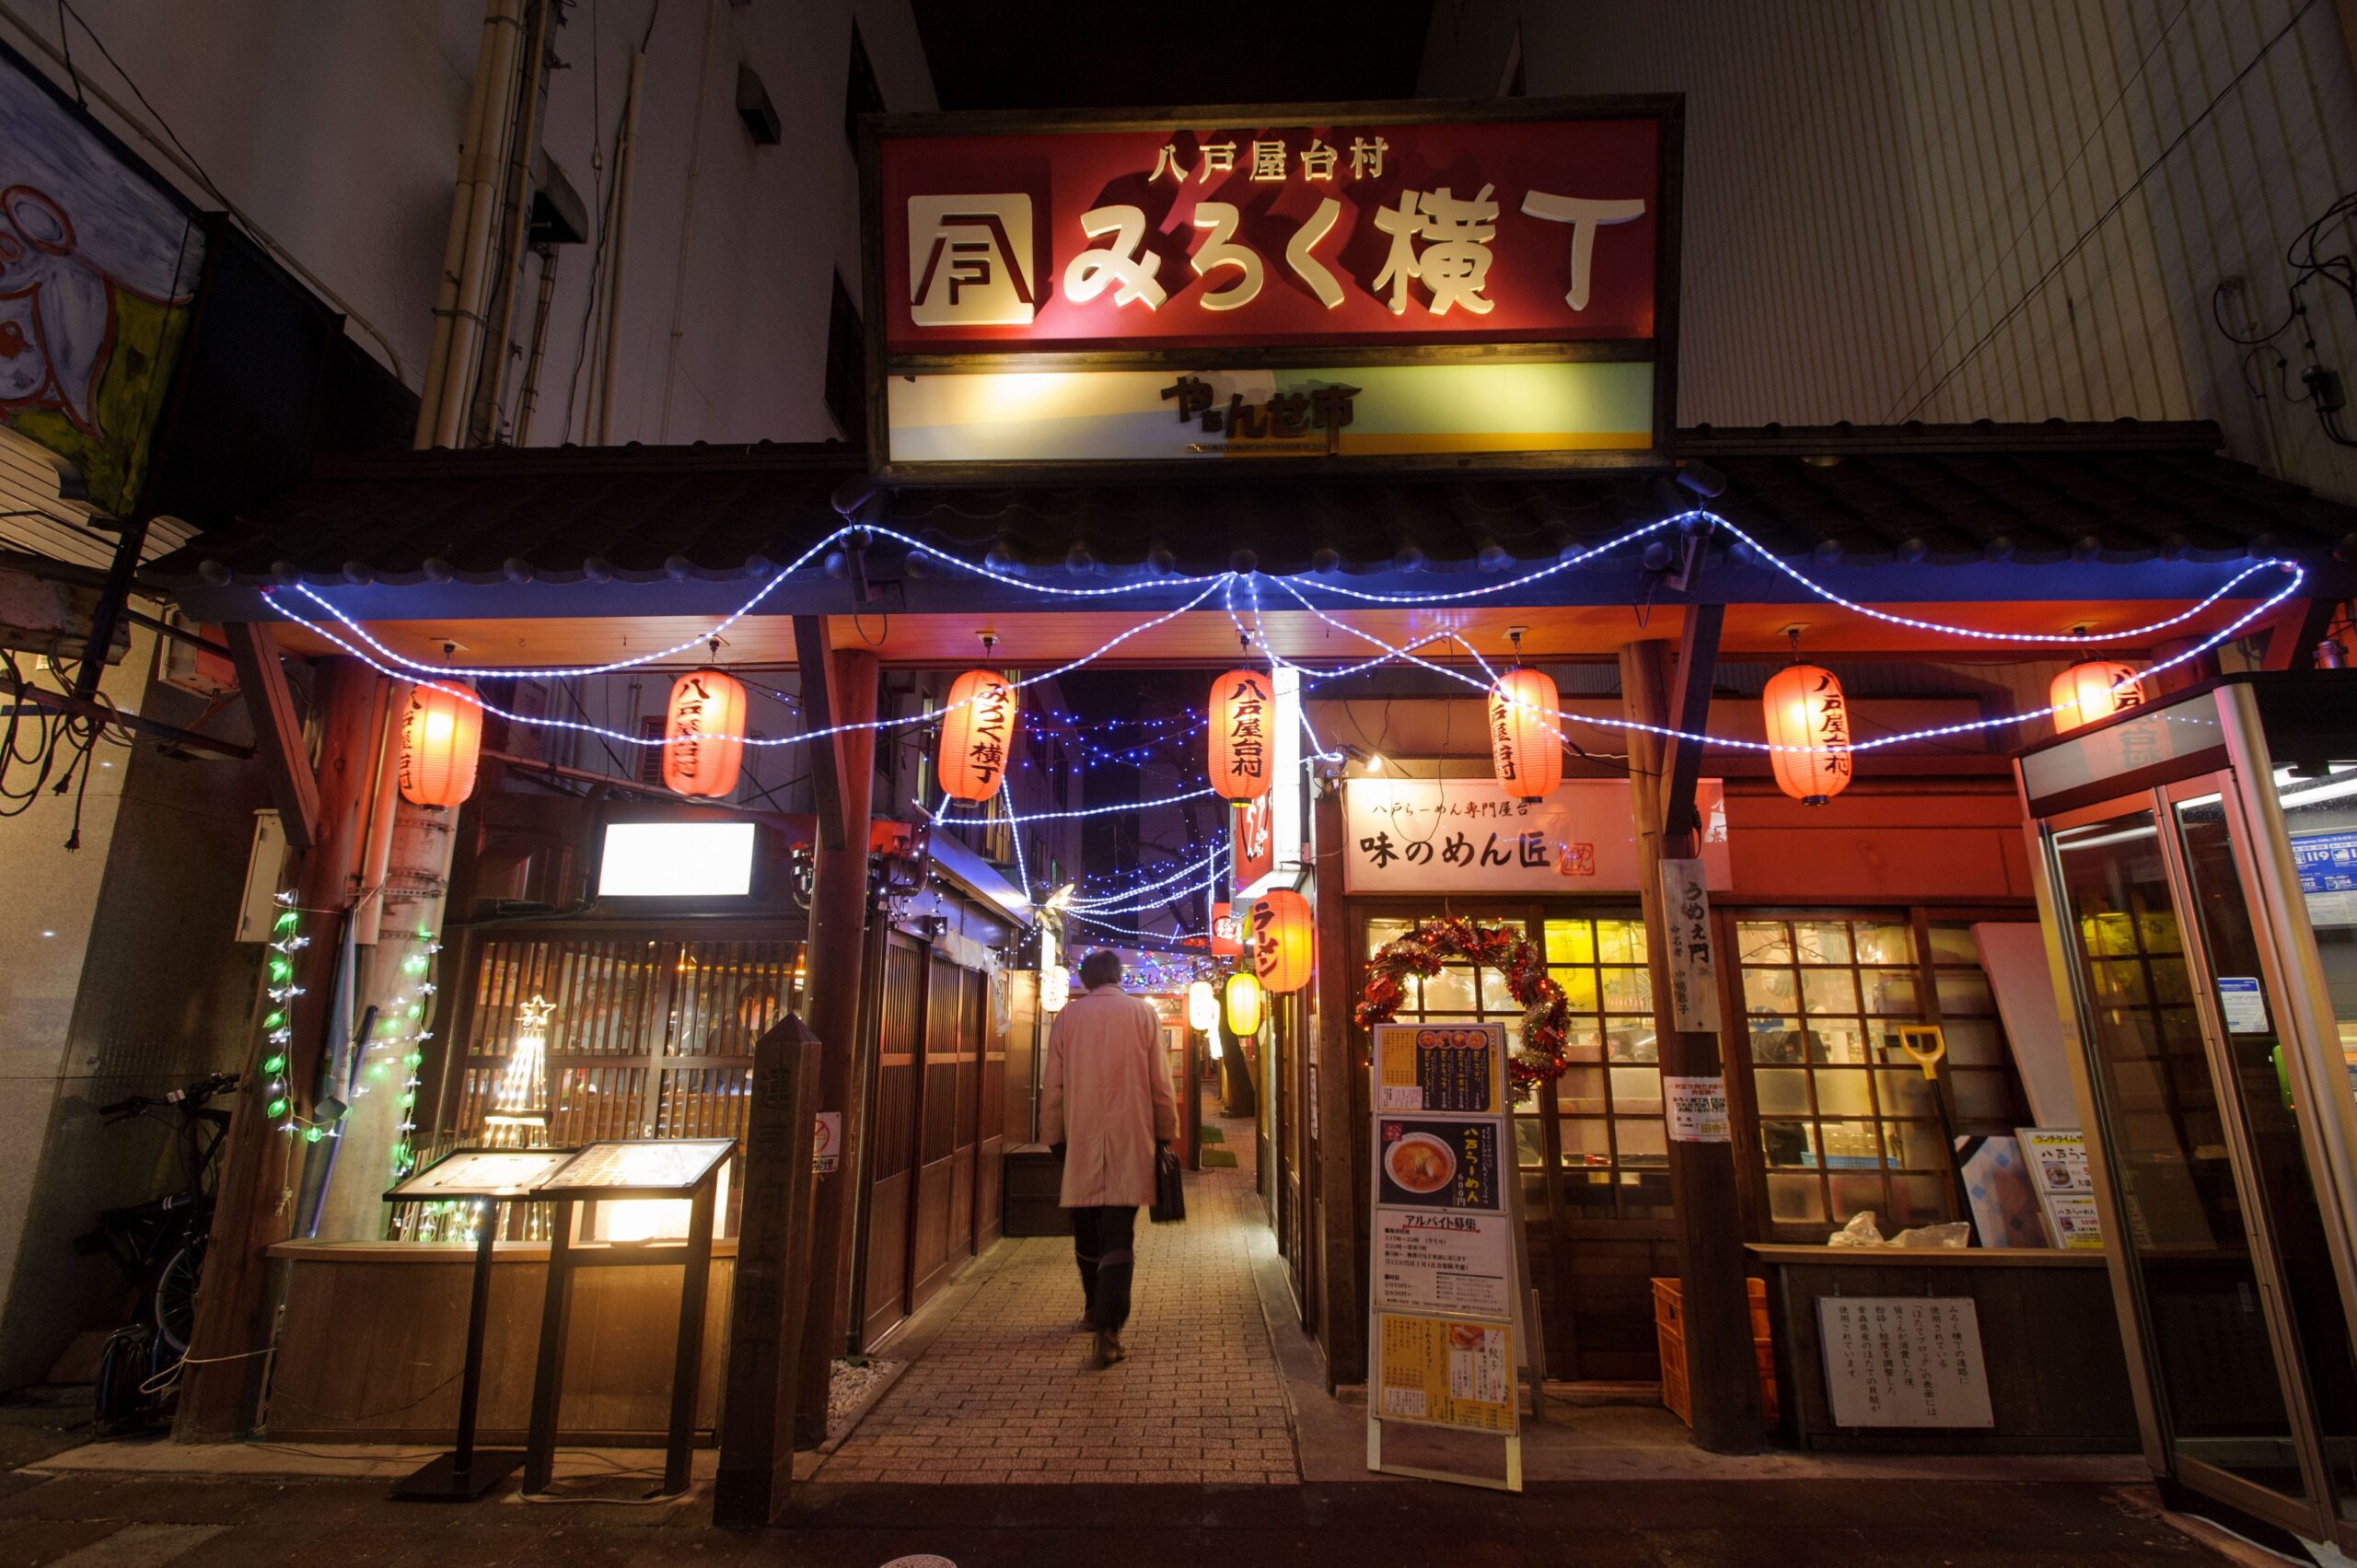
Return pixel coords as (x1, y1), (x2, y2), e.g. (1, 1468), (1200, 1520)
(860, 98), (1680, 477)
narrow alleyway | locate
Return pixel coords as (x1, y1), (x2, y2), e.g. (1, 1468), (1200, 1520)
(816, 1112), (1299, 1484)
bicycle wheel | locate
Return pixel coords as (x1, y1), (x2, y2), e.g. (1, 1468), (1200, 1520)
(153, 1235), (205, 1356)
(94, 1325), (152, 1431)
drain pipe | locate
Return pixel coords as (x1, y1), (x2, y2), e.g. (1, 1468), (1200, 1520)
(514, 243), (558, 445)
(467, 0), (553, 446)
(595, 44), (646, 445)
(656, 0), (718, 441)
(417, 0), (521, 447)
(431, 0), (527, 448)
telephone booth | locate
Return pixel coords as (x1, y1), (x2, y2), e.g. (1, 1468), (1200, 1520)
(2016, 671), (2357, 1547)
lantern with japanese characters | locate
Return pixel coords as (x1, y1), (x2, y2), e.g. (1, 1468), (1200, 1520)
(938, 668), (1018, 803)
(397, 679), (482, 809)
(1208, 668), (1275, 802)
(1487, 668), (1563, 799)
(1250, 889), (1314, 994)
(1211, 901), (1243, 958)
(2049, 661), (2147, 734)
(661, 668), (748, 797)
(1763, 663), (1853, 806)
(1224, 970), (1264, 1038)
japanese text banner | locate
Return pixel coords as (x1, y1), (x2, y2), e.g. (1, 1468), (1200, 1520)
(1341, 777), (1729, 895)
(878, 114), (1663, 354)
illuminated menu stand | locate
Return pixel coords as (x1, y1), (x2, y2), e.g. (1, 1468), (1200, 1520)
(383, 1146), (578, 1501)
(520, 1137), (737, 1499)
(1364, 1022), (1545, 1493)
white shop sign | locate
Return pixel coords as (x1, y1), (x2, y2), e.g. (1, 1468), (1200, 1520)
(1341, 777), (1729, 895)
(1817, 1296), (1995, 1429)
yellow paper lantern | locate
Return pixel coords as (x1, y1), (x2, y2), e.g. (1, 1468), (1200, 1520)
(1208, 668), (1276, 802)
(1187, 980), (1219, 1033)
(1763, 663), (1853, 806)
(661, 668), (748, 797)
(1250, 889), (1315, 994)
(397, 679), (482, 809)
(2049, 661), (2147, 734)
(938, 668), (1018, 803)
(1487, 668), (1563, 799)
(1224, 970), (1264, 1038)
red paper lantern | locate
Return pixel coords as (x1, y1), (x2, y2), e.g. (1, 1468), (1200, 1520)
(1209, 668), (1275, 802)
(662, 668), (748, 797)
(1251, 889), (1314, 993)
(397, 679), (482, 809)
(1488, 668), (1563, 799)
(938, 668), (1018, 803)
(1763, 663), (1853, 806)
(2049, 661), (2147, 734)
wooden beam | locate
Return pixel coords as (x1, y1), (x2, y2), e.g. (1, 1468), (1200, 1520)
(714, 1017), (824, 1527)
(2261, 597), (2342, 671)
(1620, 637), (1763, 1455)
(224, 622), (320, 848)
(1658, 601), (1724, 843)
(1309, 778), (1363, 1389)
(790, 615), (847, 850)
(791, 631), (879, 1447)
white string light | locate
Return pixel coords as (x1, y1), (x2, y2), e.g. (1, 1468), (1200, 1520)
(1068, 845), (1226, 912)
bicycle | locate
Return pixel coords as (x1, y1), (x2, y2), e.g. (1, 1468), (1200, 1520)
(75, 1070), (238, 1431)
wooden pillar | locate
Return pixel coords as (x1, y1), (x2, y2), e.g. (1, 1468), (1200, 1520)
(177, 654), (386, 1439)
(1310, 778), (1364, 1387)
(1620, 621), (1762, 1454)
(714, 1017), (825, 1527)
(789, 618), (879, 1447)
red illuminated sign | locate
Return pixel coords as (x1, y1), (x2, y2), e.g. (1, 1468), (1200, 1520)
(1233, 796), (1275, 888)
(860, 99), (1680, 475)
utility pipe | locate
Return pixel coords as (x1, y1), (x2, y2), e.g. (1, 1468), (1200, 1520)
(657, 0), (718, 441)
(414, 0), (512, 447)
(350, 681), (408, 946)
(514, 244), (558, 445)
(467, 0), (553, 446)
(596, 45), (646, 445)
(432, 0), (526, 448)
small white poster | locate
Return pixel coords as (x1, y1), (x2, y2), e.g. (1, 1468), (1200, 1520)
(1663, 1075), (1731, 1143)
(1376, 1209), (1514, 1318)
(1658, 858), (1721, 1032)
(1818, 1296), (1995, 1428)
(813, 1111), (842, 1174)
(2016, 1126), (2102, 1250)
(2217, 977), (2268, 1034)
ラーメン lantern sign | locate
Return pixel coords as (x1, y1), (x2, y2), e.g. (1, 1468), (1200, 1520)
(861, 99), (1680, 475)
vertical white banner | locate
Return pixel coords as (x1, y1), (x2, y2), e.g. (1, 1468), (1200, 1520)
(1658, 857), (1720, 1033)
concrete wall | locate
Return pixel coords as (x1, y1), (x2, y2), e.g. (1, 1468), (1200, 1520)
(0, 0), (935, 446)
(1421, 0), (2357, 501)
(0, 626), (269, 1389)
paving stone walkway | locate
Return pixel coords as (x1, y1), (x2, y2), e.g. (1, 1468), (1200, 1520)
(816, 1115), (1301, 1485)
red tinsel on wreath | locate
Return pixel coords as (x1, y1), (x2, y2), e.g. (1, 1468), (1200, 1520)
(1353, 916), (1573, 1090)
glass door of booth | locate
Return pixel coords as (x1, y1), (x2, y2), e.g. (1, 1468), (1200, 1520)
(2025, 677), (2357, 1549)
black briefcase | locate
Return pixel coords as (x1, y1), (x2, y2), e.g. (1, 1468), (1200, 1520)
(1149, 1146), (1187, 1224)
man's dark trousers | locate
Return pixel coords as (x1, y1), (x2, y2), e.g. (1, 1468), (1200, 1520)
(1070, 1205), (1138, 1331)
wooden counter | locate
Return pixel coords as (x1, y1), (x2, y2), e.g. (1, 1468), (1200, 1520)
(1747, 1244), (2139, 1455)
(263, 1239), (735, 1446)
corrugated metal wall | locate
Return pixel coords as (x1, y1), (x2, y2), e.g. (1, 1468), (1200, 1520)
(1422, 0), (2357, 499)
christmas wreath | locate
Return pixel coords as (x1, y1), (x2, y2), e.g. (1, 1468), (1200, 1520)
(1353, 916), (1572, 1090)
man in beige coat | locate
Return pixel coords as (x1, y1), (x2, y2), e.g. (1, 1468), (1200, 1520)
(1039, 948), (1178, 1367)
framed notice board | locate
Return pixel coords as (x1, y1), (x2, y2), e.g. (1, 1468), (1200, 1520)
(1365, 1020), (1538, 1490)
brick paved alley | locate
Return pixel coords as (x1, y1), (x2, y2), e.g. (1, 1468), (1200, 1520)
(815, 1114), (1299, 1485)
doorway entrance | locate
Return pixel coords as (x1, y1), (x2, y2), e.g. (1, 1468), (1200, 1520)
(2023, 675), (2357, 1549)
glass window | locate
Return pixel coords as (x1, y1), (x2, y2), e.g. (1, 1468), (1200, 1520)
(1736, 913), (2026, 1230)
(1542, 913), (1664, 1217)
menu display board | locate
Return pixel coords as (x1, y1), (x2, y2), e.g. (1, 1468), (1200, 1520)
(386, 1148), (575, 1202)
(540, 1138), (737, 1196)
(2016, 1127), (2104, 1251)
(1367, 1021), (1526, 1488)
(1818, 1296), (1995, 1428)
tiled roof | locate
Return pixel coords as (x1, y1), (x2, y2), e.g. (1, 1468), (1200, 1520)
(146, 419), (2357, 589)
